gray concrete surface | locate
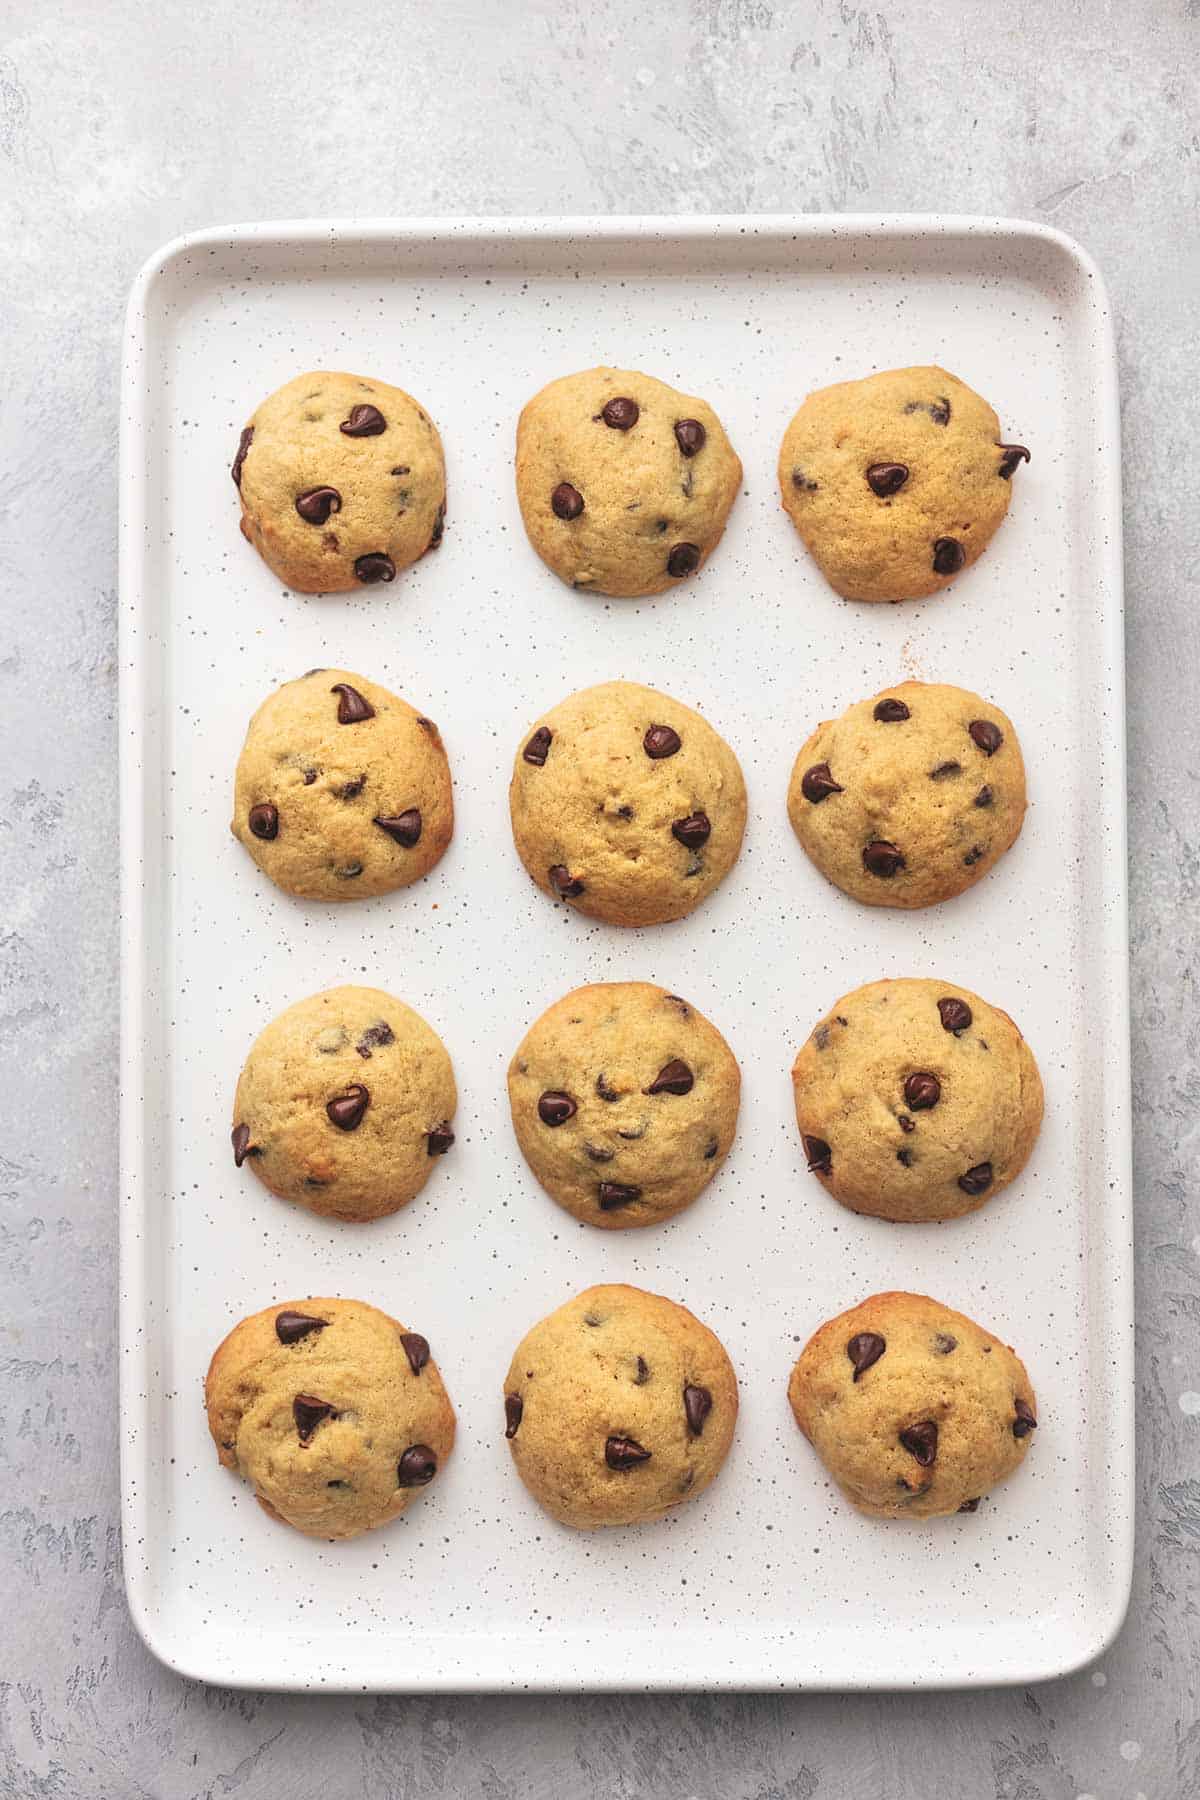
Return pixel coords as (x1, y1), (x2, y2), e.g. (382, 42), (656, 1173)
(1, 0), (1197, 1794)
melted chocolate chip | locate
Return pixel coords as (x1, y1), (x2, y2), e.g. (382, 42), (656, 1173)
(551, 481), (584, 520)
(295, 486), (342, 525)
(671, 811), (711, 849)
(397, 1444), (437, 1486)
(293, 1394), (336, 1444)
(584, 1143), (614, 1163)
(354, 552), (396, 584)
(865, 461), (909, 497)
(667, 542), (701, 578)
(504, 1394), (523, 1438)
(248, 802), (278, 841)
(683, 1384), (713, 1436)
(400, 1332), (430, 1376)
(1013, 1398), (1038, 1438)
(899, 1420), (938, 1466)
(548, 864), (585, 899)
(644, 1059), (693, 1096)
(644, 723), (682, 759)
(968, 719), (1003, 755)
(974, 785), (994, 808)
(596, 1073), (619, 1103)
(326, 1084), (369, 1130)
(873, 698), (911, 723)
(904, 1071), (941, 1110)
(801, 761), (844, 803)
(959, 1496), (981, 1513)
(930, 760), (961, 780)
(929, 396), (951, 426)
(598, 1181), (641, 1210)
(523, 726), (553, 766)
(791, 467), (819, 492)
(334, 861), (363, 880)
(896, 1148), (914, 1166)
(427, 503), (445, 550)
(537, 1090), (577, 1126)
(963, 845), (985, 867)
(634, 1356), (651, 1385)
(958, 1161), (994, 1196)
(846, 1332), (886, 1380)
(674, 418), (706, 457)
(605, 1434), (651, 1469)
(336, 773), (366, 800)
(331, 682), (375, 724)
(356, 1021), (394, 1058)
(933, 1333), (958, 1355)
(938, 997), (972, 1034)
(231, 425), (254, 488)
(703, 1137), (719, 1160)
(426, 1122), (455, 1156)
(601, 396), (639, 430)
(997, 444), (1031, 479)
(275, 1311), (328, 1345)
(231, 1123), (258, 1168)
(898, 1113), (915, 1133)
(862, 840), (906, 877)
(340, 403), (386, 436)
(802, 1134), (832, 1175)
(374, 809), (422, 848)
(933, 537), (965, 575)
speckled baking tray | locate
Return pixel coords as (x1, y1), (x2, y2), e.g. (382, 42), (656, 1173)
(118, 216), (1132, 1691)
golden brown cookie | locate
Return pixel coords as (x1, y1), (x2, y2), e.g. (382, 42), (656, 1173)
(232, 985), (456, 1222)
(205, 1297), (455, 1538)
(231, 668), (453, 902)
(786, 679), (1025, 908)
(788, 1291), (1038, 1518)
(515, 366), (742, 596)
(778, 366), (1028, 601)
(508, 982), (739, 1229)
(503, 1284), (738, 1528)
(509, 680), (747, 926)
(232, 370), (445, 592)
(791, 978), (1043, 1222)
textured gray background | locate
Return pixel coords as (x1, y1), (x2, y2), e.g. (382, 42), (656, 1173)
(1, 0), (1197, 1795)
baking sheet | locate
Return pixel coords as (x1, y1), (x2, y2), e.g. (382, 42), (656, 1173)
(118, 215), (1132, 1691)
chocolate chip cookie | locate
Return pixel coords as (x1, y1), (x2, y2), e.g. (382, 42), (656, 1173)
(232, 371), (445, 592)
(205, 1296), (456, 1538)
(503, 1284), (738, 1528)
(778, 366), (1028, 601)
(515, 366), (742, 596)
(510, 680), (747, 926)
(231, 668), (453, 901)
(791, 978), (1043, 1223)
(788, 1291), (1038, 1518)
(232, 984), (456, 1222)
(787, 679), (1025, 908)
(508, 982), (739, 1229)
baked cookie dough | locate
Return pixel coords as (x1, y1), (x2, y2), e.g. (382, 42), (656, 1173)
(778, 366), (1028, 601)
(232, 370), (445, 592)
(205, 1296), (455, 1538)
(509, 680), (746, 926)
(508, 982), (739, 1229)
(232, 984), (456, 1222)
(515, 366), (742, 597)
(791, 978), (1043, 1223)
(503, 1284), (738, 1528)
(231, 667), (453, 902)
(787, 679), (1025, 908)
(788, 1291), (1038, 1518)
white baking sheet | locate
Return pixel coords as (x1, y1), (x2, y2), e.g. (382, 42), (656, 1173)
(118, 216), (1132, 1691)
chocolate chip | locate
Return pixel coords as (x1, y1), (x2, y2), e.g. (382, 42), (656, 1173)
(933, 1333), (958, 1355)
(601, 397), (638, 430)
(801, 761), (844, 803)
(596, 1073), (619, 1103)
(390, 465), (411, 476)
(963, 845), (984, 867)
(397, 1444), (437, 1486)
(683, 1384), (713, 1436)
(997, 444), (1031, 478)
(275, 1311), (328, 1345)
(703, 1137), (719, 1160)
(293, 1394), (336, 1444)
(231, 425), (254, 488)
(802, 1134), (832, 1175)
(671, 811), (711, 848)
(504, 1395), (523, 1439)
(896, 1148), (914, 1167)
(865, 462), (909, 497)
(584, 1143), (614, 1163)
(598, 1181), (641, 1210)
(356, 1021), (394, 1058)
(633, 1356), (651, 1385)
(334, 861), (363, 879)
(929, 396), (951, 426)
(968, 719), (1003, 755)
(374, 809), (422, 848)
(354, 552), (396, 584)
(667, 542), (701, 578)
(326, 1084), (369, 1130)
(904, 1071), (941, 1111)
(400, 1332), (430, 1376)
(537, 1090), (577, 1126)
(231, 1123), (258, 1167)
(1013, 1398), (1038, 1438)
(617, 1122), (646, 1141)
(331, 682), (375, 724)
(551, 481), (584, 520)
(899, 1420), (938, 1466)
(340, 403), (386, 436)
(248, 802), (278, 841)
(959, 1496), (981, 1513)
(427, 1122), (455, 1155)
(974, 785), (994, 808)
(523, 726), (553, 766)
(336, 774), (366, 800)
(674, 418), (706, 456)
(295, 486), (342, 525)
(898, 1114), (915, 1133)
(937, 997), (972, 1034)
(958, 1161), (993, 1196)
(605, 1434), (651, 1469)
(644, 723), (682, 759)
(791, 467), (818, 492)
(862, 840), (905, 877)
(846, 1332), (886, 1380)
(873, 698), (911, 723)
(428, 504), (445, 549)
(644, 1059), (693, 1096)
(932, 537), (965, 575)
(302, 768), (318, 784)
(549, 864), (585, 899)
(930, 760), (961, 780)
